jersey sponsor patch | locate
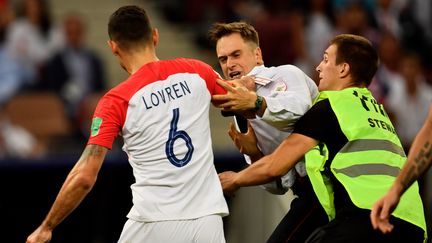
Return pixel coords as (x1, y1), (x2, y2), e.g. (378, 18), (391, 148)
(273, 81), (287, 91)
(91, 117), (103, 137)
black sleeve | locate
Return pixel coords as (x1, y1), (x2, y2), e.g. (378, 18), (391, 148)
(293, 99), (348, 161)
(294, 99), (337, 141)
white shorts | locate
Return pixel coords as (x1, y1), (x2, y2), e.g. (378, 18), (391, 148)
(118, 214), (225, 243)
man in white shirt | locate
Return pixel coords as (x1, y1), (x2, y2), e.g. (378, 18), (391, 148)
(209, 22), (327, 243)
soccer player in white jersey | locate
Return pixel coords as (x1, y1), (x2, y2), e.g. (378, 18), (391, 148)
(209, 22), (327, 243)
(26, 5), (229, 243)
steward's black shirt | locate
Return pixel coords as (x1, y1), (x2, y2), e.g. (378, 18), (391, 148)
(293, 99), (358, 214)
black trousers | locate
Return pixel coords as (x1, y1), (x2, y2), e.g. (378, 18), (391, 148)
(267, 176), (329, 243)
(305, 207), (425, 243)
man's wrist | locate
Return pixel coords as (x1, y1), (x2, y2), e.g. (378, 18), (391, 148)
(233, 173), (242, 189)
(253, 95), (263, 112)
(41, 220), (55, 231)
(249, 150), (264, 162)
(392, 180), (405, 198)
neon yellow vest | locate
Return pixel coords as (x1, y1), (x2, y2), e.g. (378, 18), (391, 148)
(305, 87), (426, 237)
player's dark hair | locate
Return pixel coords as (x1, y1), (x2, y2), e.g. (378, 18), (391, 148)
(330, 34), (379, 87)
(108, 5), (152, 50)
(208, 22), (259, 47)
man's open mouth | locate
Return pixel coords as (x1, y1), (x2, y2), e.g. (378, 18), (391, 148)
(229, 71), (241, 79)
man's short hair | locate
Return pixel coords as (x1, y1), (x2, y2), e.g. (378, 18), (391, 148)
(208, 22), (259, 47)
(108, 5), (152, 50)
(330, 34), (379, 87)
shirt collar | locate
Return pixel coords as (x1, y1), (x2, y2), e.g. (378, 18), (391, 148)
(248, 65), (273, 86)
(247, 65), (266, 76)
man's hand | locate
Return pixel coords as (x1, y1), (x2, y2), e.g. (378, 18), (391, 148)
(370, 187), (401, 234)
(212, 79), (257, 111)
(228, 121), (263, 161)
(234, 76), (256, 91)
(26, 225), (52, 243)
(218, 171), (240, 196)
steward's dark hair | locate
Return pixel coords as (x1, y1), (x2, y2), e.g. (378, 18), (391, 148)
(330, 34), (379, 87)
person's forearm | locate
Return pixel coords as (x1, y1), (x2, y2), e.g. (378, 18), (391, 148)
(234, 155), (300, 192)
(395, 114), (432, 194)
(41, 165), (96, 230)
(259, 95), (307, 131)
(40, 145), (105, 230)
(235, 153), (281, 187)
(235, 134), (312, 187)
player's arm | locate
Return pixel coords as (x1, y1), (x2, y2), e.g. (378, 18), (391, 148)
(26, 144), (108, 243)
(371, 106), (432, 233)
(219, 133), (318, 195)
(394, 106), (432, 195)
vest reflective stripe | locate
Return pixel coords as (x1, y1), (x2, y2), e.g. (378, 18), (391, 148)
(339, 139), (405, 157)
(333, 164), (400, 177)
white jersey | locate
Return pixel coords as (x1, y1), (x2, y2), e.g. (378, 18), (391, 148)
(246, 65), (318, 193)
(88, 58), (229, 222)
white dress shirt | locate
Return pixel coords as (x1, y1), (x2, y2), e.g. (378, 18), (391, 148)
(242, 65), (318, 194)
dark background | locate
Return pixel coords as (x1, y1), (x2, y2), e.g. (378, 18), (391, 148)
(1, 152), (244, 243)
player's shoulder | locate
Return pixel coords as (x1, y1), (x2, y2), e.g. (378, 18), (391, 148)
(263, 64), (311, 85)
(274, 64), (305, 75)
(176, 57), (206, 64)
(173, 58), (220, 79)
(175, 58), (213, 70)
(102, 78), (136, 103)
(148, 58), (214, 77)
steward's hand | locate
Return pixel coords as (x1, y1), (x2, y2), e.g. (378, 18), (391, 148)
(218, 171), (240, 196)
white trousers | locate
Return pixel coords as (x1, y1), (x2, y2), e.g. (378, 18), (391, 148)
(118, 214), (225, 243)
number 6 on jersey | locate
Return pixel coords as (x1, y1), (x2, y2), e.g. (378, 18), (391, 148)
(165, 108), (194, 167)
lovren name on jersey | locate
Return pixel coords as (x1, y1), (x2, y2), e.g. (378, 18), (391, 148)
(142, 80), (192, 110)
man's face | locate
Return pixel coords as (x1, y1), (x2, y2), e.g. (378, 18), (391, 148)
(316, 44), (342, 91)
(216, 33), (262, 80)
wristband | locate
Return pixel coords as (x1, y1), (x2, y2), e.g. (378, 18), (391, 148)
(253, 95), (263, 112)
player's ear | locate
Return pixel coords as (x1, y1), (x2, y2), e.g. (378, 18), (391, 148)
(107, 40), (119, 55)
(152, 28), (159, 47)
(255, 47), (263, 65)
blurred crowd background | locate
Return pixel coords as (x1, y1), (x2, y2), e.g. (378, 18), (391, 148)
(0, 0), (109, 158)
(159, 0), (432, 151)
(0, 0), (431, 241)
(0, 0), (431, 158)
